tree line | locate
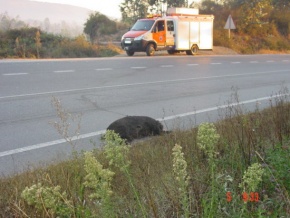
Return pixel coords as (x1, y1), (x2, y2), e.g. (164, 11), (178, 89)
(119, 0), (289, 36)
(118, 0), (289, 53)
(198, 0), (290, 53)
(0, 13), (83, 37)
(0, 12), (126, 58)
(120, 0), (189, 23)
(0, 26), (123, 58)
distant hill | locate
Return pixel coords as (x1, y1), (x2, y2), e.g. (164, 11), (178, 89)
(0, 0), (95, 36)
(0, 0), (92, 25)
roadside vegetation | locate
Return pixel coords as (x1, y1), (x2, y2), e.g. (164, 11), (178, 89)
(1, 0), (289, 58)
(120, 0), (290, 54)
(0, 12), (127, 59)
(0, 89), (290, 217)
(0, 26), (124, 59)
(202, 0), (290, 54)
(0, 1), (290, 216)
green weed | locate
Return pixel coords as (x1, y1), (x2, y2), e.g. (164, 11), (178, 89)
(1, 91), (290, 217)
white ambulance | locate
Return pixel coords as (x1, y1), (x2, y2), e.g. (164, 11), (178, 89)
(121, 8), (214, 56)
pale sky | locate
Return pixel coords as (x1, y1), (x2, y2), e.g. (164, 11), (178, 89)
(32, 0), (196, 19)
(32, 0), (123, 19)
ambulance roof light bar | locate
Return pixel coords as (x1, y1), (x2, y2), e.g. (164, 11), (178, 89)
(147, 14), (162, 18)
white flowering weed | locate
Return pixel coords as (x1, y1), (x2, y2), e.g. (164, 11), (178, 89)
(197, 122), (220, 159)
(103, 130), (147, 217)
(104, 130), (131, 172)
(83, 151), (114, 200)
(172, 144), (190, 218)
(239, 163), (264, 192)
(172, 144), (189, 186)
(21, 183), (73, 216)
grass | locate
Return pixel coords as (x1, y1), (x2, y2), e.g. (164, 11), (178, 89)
(1, 91), (290, 217)
(213, 28), (290, 55)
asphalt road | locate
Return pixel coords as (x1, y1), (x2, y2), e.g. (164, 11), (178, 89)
(1, 53), (290, 176)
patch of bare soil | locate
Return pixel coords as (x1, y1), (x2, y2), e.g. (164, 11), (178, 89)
(198, 46), (239, 55)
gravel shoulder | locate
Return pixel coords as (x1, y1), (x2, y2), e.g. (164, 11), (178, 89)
(198, 46), (239, 55)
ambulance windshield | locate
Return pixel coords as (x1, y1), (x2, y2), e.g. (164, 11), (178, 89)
(131, 20), (155, 31)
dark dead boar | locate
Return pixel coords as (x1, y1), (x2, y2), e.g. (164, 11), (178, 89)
(107, 116), (164, 142)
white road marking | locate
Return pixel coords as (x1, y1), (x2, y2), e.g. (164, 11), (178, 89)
(266, 60), (275, 63)
(0, 69), (289, 100)
(211, 63), (221, 65)
(0, 93), (288, 158)
(157, 95), (284, 121)
(53, 70), (75, 73)
(0, 130), (106, 158)
(231, 62), (241, 64)
(161, 65), (174, 67)
(3, 73), (28, 76)
(250, 61), (258, 63)
(187, 64), (199, 66)
(131, 67), (147, 69)
(282, 60), (289, 62)
(96, 68), (113, 71)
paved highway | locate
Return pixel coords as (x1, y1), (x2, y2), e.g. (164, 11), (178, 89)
(1, 54), (290, 176)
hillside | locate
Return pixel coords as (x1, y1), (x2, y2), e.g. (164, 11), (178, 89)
(0, 0), (96, 36)
(0, 0), (92, 24)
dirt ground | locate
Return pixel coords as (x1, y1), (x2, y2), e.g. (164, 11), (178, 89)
(198, 46), (239, 55)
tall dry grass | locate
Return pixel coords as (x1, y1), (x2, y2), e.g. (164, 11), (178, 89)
(1, 90), (290, 217)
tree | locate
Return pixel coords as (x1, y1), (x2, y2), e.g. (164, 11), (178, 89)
(35, 30), (41, 58)
(199, 0), (224, 15)
(120, 0), (149, 24)
(148, 0), (164, 14)
(148, 0), (188, 14)
(239, 0), (272, 27)
(0, 13), (27, 31)
(147, 0), (189, 8)
(43, 18), (50, 32)
(272, 0), (290, 9)
(83, 12), (117, 44)
(166, 0), (188, 7)
(0, 12), (13, 31)
(120, 0), (189, 24)
(270, 0), (290, 36)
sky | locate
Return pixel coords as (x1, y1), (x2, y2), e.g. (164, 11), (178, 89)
(32, 0), (123, 19)
(32, 0), (196, 19)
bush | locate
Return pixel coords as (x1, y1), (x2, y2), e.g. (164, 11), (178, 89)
(0, 28), (122, 58)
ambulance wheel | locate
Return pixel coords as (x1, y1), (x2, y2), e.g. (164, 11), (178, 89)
(126, 50), (135, 56)
(186, 44), (198, 55)
(146, 44), (155, 56)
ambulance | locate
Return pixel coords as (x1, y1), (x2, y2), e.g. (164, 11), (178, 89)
(121, 7), (214, 56)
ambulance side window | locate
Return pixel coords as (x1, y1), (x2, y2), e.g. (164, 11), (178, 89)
(158, 21), (164, 31)
(153, 21), (165, 32)
(167, 21), (174, 32)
